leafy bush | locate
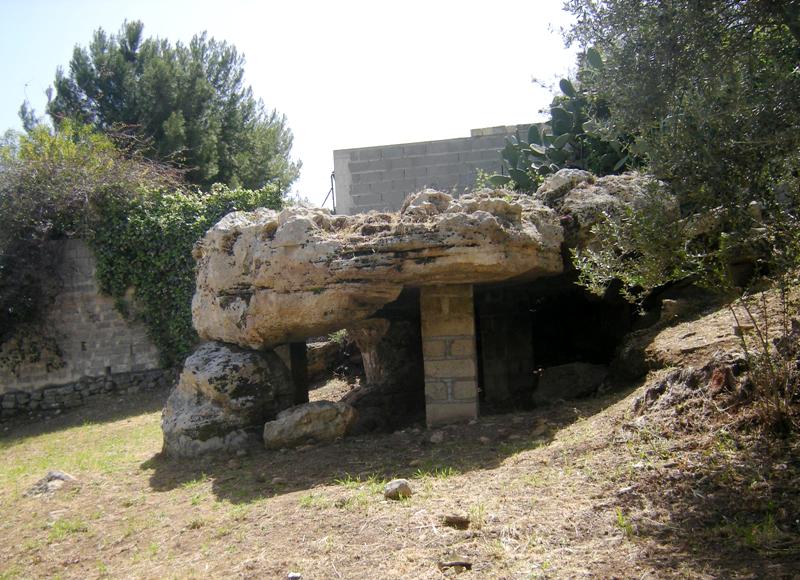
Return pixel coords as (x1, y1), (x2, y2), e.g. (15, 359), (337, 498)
(91, 184), (282, 366)
(556, 1), (800, 302)
(1, 122), (285, 368)
(0, 122), (179, 344)
(571, 183), (693, 303)
(563, 0), (800, 211)
(730, 290), (800, 435)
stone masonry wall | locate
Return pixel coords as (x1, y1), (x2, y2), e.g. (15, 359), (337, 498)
(333, 124), (530, 214)
(0, 369), (174, 421)
(0, 240), (162, 406)
(420, 284), (479, 427)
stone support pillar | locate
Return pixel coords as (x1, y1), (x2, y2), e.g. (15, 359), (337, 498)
(348, 319), (391, 386)
(420, 284), (479, 427)
(289, 342), (309, 404)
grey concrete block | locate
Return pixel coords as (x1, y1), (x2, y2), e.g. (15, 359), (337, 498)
(380, 146), (405, 160)
(460, 149), (501, 163)
(426, 152), (462, 166)
(430, 138), (474, 154)
(427, 164), (465, 178)
(350, 159), (391, 172)
(353, 148), (383, 162)
(351, 193), (383, 206)
(388, 179), (422, 194)
(404, 166), (429, 179)
(402, 143), (429, 156)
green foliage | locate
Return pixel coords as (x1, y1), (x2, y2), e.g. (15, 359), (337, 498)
(561, 0), (800, 301)
(563, 0), (800, 210)
(47, 20), (300, 191)
(48, 518), (89, 542)
(489, 54), (633, 192)
(571, 183), (693, 303)
(0, 121), (282, 368)
(328, 329), (349, 347)
(614, 507), (634, 538)
(0, 122), (176, 345)
(729, 285), (800, 435)
(91, 184), (282, 366)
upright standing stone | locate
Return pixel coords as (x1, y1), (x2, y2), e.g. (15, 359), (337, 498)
(161, 342), (294, 457)
(420, 285), (479, 426)
(348, 319), (391, 385)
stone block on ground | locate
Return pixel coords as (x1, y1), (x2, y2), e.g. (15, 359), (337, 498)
(307, 340), (345, 381)
(263, 400), (357, 449)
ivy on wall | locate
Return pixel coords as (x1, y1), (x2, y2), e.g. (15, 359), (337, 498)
(90, 184), (283, 367)
(1, 123), (287, 370)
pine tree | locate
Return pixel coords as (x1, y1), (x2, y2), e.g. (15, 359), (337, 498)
(47, 20), (300, 191)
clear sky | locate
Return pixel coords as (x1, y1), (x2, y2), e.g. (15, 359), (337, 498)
(0, 0), (578, 207)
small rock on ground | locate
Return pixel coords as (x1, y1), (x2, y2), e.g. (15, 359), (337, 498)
(384, 479), (413, 500)
(24, 470), (78, 497)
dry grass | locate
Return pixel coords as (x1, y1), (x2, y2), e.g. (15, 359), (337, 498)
(1, 302), (799, 578)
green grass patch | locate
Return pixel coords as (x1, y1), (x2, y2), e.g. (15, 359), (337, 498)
(0, 411), (162, 493)
(48, 518), (89, 542)
(412, 465), (460, 480)
(333, 472), (387, 494)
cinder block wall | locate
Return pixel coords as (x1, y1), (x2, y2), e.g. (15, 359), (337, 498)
(333, 124), (530, 214)
(0, 240), (161, 395)
(420, 284), (479, 426)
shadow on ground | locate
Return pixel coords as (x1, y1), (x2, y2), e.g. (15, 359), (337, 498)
(633, 431), (800, 576)
(141, 384), (641, 504)
(608, 375), (800, 578)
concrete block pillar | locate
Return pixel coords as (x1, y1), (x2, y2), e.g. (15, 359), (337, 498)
(420, 284), (479, 427)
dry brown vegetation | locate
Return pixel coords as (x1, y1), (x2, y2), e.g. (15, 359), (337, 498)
(1, 299), (799, 579)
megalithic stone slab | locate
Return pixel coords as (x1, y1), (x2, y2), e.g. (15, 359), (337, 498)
(192, 189), (565, 349)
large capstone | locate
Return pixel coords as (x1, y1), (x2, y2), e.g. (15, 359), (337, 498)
(192, 189), (564, 349)
(161, 341), (294, 458)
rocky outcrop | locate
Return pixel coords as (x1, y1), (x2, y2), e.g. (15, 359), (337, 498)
(162, 342), (294, 458)
(307, 340), (346, 381)
(192, 189), (564, 349)
(160, 171), (666, 455)
(262, 401), (358, 449)
(536, 171), (672, 248)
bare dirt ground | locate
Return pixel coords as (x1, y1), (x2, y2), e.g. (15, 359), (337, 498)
(1, 297), (799, 579)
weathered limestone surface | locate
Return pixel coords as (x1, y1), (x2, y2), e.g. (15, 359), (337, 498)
(161, 170), (663, 451)
(535, 170), (671, 248)
(263, 401), (357, 449)
(162, 342), (294, 457)
(307, 340), (345, 381)
(192, 189), (564, 349)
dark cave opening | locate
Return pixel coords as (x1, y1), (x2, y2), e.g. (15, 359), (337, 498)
(475, 275), (636, 412)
